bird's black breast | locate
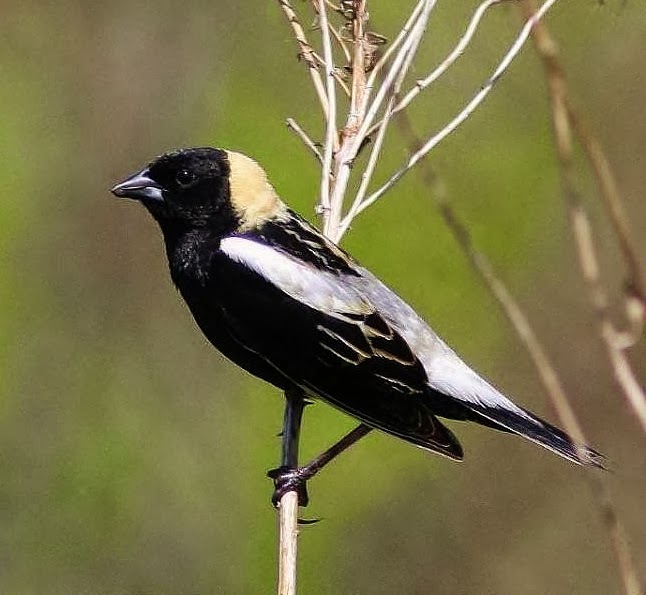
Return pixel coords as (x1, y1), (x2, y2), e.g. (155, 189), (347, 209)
(166, 230), (293, 390)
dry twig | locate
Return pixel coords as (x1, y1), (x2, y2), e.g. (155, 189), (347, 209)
(517, 2), (646, 439)
(277, 492), (299, 595)
(277, 0), (329, 115)
(354, 0), (560, 220)
(286, 117), (323, 164)
(519, 3), (643, 592)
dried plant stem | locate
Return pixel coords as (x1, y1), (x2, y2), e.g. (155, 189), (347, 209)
(326, 0), (374, 240)
(347, 0), (368, 130)
(587, 476), (643, 595)
(367, 0), (509, 137)
(355, 0), (560, 219)
(327, 21), (351, 64)
(365, 0), (428, 91)
(277, 492), (299, 595)
(330, 0), (435, 241)
(567, 107), (646, 303)
(286, 118), (323, 164)
(339, 0), (434, 237)
(574, 204), (646, 435)
(311, 51), (352, 96)
(273, 0), (642, 592)
(396, 112), (589, 451)
(280, 0), (561, 240)
(318, 0), (338, 228)
(521, 3), (644, 591)
(518, 1), (646, 437)
(277, 0), (329, 116)
(274, 390), (307, 595)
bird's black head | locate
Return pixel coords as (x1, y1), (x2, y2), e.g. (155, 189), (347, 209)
(112, 147), (238, 234)
(113, 146), (287, 240)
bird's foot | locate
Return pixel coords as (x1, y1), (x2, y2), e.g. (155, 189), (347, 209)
(267, 465), (310, 508)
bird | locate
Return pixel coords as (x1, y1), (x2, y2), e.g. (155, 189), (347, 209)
(111, 147), (603, 503)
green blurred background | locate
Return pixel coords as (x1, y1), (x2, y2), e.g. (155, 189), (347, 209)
(1, 1), (644, 593)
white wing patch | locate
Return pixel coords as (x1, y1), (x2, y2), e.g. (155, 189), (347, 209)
(220, 236), (370, 316)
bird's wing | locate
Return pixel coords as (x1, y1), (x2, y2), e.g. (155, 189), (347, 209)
(219, 235), (463, 460)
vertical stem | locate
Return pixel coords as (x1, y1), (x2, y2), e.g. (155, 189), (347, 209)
(348, 0), (367, 132)
(325, 0), (368, 241)
(318, 0), (337, 233)
(277, 491), (299, 595)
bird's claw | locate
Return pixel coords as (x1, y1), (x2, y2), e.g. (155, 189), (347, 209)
(267, 465), (310, 507)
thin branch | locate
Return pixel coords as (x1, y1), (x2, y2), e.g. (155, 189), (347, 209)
(518, 2), (644, 592)
(311, 51), (352, 96)
(363, 0), (428, 105)
(347, 0), (368, 134)
(397, 111), (589, 450)
(557, 88), (645, 595)
(277, 0), (329, 116)
(368, 0), (509, 137)
(324, 0), (370, 238)
(567, 106), (646, 304)
(338, 0), (434, 237)
(327, 21), (352, 64)
(519, 0), (646, 436)
(275, 391), (307, 595)
(328, 0), (435, 241)
(275, 1), (643, 593)
(519, 0), (645, 306)
(356, 0), (560, 217)
(286, 117), (323, 163)
(318, 0), (337, 229)
(572, 206), (646, 435)
(349, 0), (436, 160)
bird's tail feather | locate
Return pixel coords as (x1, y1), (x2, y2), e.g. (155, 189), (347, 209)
(466, 402), (605, 469)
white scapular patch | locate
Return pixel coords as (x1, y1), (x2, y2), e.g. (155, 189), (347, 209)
(220, 236), (370, 316)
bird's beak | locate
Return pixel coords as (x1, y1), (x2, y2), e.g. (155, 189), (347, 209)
(111, 169), (164, 202)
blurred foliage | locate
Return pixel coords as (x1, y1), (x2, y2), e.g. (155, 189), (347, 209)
(1, 1), (644, 593)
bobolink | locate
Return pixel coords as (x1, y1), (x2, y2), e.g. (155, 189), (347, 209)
(112, 147), (602, 501)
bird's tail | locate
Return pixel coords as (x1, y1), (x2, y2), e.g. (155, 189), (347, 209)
(464, 401), (605, 469)
(426, 381), (605, 469)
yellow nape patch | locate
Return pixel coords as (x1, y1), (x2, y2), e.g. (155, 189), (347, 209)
(226, 151), (285, 230)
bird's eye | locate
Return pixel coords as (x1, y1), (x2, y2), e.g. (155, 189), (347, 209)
(175, 169), (195, 188)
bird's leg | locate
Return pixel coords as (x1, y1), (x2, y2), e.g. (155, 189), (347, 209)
(268, 418), (373, 508)
(294, 423), (372, 487)
(268, 388), (308, 506)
